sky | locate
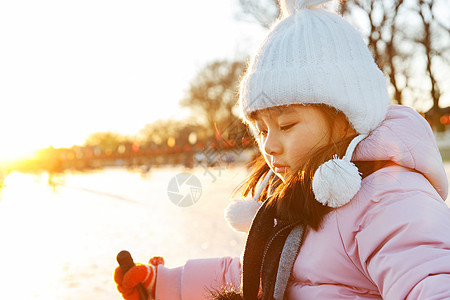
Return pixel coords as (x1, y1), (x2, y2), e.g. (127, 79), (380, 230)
(0, 0), (267, 161)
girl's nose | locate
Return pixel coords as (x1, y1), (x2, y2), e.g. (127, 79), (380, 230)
(263, 131), (282, 155)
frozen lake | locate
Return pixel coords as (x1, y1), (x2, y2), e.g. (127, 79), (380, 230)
(0, 163), (449, 300)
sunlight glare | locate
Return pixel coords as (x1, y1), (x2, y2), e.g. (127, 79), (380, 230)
(0, 144), (38, 164)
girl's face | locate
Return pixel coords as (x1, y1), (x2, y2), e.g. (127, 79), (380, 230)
(253, 105), (351, 181)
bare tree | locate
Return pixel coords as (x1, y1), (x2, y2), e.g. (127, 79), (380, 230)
(383, 0), (406, 106)
(413, 0), (450, 130)
(181, 60), (246, 139)
(340, 0), (409, 105)
(236, 0), (280, 29)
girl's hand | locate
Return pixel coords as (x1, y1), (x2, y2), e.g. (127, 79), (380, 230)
(114, 256), (165, 300)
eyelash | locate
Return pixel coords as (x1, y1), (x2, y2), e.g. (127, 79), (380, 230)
(256, 123), (296, 136)
(280, 123), (296, 131)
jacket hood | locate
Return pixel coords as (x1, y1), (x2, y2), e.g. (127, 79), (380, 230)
(353, 105), (448, 201)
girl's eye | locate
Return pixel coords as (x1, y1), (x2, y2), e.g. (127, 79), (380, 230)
(280, 123), (296, 131)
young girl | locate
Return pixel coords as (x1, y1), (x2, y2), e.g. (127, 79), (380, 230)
(114, 0), (450, 299)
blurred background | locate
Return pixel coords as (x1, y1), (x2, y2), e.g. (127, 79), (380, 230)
(0, 0), (449, 299)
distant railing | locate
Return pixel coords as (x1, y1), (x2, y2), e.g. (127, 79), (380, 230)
(9, 137), (257, 174)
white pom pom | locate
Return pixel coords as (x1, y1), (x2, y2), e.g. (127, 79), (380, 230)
(280, 0), (331, 15)
(312, 158), (361, 208)
(224, 197), (262, 233)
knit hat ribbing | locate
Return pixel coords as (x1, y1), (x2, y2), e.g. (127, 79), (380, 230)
(239, 0), (390, 207)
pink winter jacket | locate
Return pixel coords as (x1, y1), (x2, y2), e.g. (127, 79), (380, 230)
(155, 105), (450, 299)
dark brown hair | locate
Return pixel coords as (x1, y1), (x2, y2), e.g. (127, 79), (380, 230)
(235, 105), (356, 230)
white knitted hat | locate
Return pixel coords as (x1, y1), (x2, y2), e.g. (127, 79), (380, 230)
(239, 0), (390, 207)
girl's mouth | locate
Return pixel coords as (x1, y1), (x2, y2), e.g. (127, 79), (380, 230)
(273, 164), (289, 174)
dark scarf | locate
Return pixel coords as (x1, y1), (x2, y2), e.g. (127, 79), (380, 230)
(211, 200), (301, 300)
(242, 200), (304, 300)
(212, 160), (393, 300)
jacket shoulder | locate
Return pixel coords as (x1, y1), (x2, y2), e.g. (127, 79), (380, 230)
(335, 165), (450, 298)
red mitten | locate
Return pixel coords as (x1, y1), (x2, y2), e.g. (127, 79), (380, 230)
(114, 256), (165, 300)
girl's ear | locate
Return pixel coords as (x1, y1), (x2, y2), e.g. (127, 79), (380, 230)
(334, 116), (356, 141)
(345, 124), (357, 139)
